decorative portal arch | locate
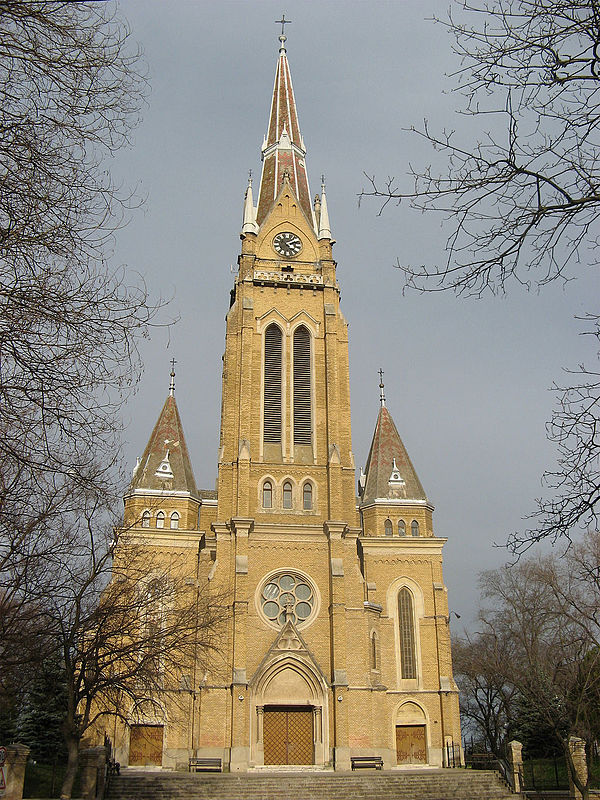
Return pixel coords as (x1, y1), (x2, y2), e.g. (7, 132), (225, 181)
(250, 652), (329, 767)
(394, 700), (430, 767)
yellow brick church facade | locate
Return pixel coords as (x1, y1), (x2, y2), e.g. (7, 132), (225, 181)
(111, 31), (461, 772)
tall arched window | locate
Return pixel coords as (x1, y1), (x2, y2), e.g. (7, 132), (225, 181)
(293, 326), (312, 445)
(141, 510), (150, 528)
(262, 480), (273, 509)
(283, 481), (293, 509)
(156, 511), (165, 529)
(398, 519), (406, 537)
(384, 519), (393, 537)
(303, 482), (313, 510)
(398, 588), (417, 679)
(170, 511), (180, 530)
(411, 520), (420, 537)
(264, 324), (282, 443)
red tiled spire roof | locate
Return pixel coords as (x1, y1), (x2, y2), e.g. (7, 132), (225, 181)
(130, 394), (197, 495)
(361, 406), (427, 505)
(256, 39), (313, 228)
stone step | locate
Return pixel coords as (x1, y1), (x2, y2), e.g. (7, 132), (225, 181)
(105, 769), (514, 800)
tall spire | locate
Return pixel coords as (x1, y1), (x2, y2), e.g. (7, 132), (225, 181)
(256, 22), (314, 228)
(241, 171), (258, 235)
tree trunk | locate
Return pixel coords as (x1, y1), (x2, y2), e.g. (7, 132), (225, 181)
(60, 735), (79, 800)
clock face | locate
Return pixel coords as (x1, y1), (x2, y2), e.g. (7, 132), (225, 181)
(273, 231), (302, 258)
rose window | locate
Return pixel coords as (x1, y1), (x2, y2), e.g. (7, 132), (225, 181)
(260, 572), (316, 627)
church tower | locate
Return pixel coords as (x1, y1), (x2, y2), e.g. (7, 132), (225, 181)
(113, 27), (461, 772)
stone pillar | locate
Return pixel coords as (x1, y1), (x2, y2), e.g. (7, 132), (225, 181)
(507, 740), (523, 793)
(2, 743), (30, 800)
(568, 736), (587, 800)
(79, 746), (108, 800)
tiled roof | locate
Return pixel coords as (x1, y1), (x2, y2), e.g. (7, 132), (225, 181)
(256, 45), (313, 227)
(130, 395), (198, 495)
(361, 406), (427, 505)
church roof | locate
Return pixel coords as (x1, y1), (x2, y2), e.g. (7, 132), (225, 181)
(256, 36), (313, 228)
(360, 405), (427, 505)
(129, 393), (198, 496)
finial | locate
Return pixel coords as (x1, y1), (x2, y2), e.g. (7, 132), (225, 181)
(275, 14), (291, 50)
(321, 174), (326, 190)
(169, 358), (177, 397)
(378, 368), (386, 407)
(248, 169), (253, 186)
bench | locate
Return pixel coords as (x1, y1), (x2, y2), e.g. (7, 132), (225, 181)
(189, 757), (222, 772)
(351, 756), (383, 770)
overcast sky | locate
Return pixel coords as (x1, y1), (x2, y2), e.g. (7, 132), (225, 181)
(111, 0), (600, 629)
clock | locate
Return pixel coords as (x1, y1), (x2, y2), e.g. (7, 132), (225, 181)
(273, 231), (302, 257)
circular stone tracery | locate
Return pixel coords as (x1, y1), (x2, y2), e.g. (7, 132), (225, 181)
(260, 572), (316, 627)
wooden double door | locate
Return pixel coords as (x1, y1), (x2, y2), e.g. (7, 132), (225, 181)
(396, 725), (427, 765)
(129, 724), (164, 766)
(263, 706), (314, 765)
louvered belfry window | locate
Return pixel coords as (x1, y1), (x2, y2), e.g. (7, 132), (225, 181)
(264, 324), (283, 443)
(293, 326), (312, 445)
(398, 588), (417, 679)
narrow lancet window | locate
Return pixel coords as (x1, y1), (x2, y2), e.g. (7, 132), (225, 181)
(293, 325), (312, 445)
(398, 588), (417, 679)
(411, 520), (420, 537)
(283, 481), (293, 509)
(398, 520), (406, 537)
(303, 482), (313, 510)
(156, 511), (165, 529)
(264, 324), (282, 443)
(384, 519), (393, 537)
(262, 481), (273, 509)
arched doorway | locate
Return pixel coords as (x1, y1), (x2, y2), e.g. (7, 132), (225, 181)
(395, 701), (428, 766)
(250, 655), (328, 767)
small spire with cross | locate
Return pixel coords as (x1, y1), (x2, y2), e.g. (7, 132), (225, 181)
(169, 358), (177, 397)
(275, 14), (291, 50)
(378, 368), (386, 408)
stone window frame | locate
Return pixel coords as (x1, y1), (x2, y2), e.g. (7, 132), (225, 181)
(255, 568), (321, 632)
(386, 576), (424, 689)
(170, 511), (180, 530)
(141, 510), (151, 528)
(156, 510), (165, 529)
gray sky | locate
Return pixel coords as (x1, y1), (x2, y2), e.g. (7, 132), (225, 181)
(112, 0), (600, 629)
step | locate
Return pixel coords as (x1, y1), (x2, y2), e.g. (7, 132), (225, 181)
(105, 769), (515, 800)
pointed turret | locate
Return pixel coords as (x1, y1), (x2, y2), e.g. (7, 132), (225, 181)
(360, 397), (427, 506)
(130, 369), (197, 496)
(241, 172), (258, 235)
(256, 30), (314, 228)
(317, 179), (332, 240)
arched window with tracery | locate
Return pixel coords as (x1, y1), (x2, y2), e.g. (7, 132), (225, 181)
(411, 520), (420, 537)
(262, 480), (273, 509)
(264, 324), (282, 444)
(384, 519), (393, 537)
(398, 519), (406, 537)
(303, 482), (313, 510)
(170, 511), (180, 530)
(156, 511), (165, 529)
(398, 588), (417, 679)
(293, 325), (312, 445)
(141, 510), (150, 528)
(283, 481), (293, 509)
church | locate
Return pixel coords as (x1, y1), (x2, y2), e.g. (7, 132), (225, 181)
(113, 27), (461, 772)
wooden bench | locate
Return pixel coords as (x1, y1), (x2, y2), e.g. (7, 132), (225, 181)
(188, 757), (222, 772)
(351, 756), (383, 770)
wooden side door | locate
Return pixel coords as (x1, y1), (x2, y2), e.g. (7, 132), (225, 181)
(129, 725), (164, 766)
(396, 724), (427, 765)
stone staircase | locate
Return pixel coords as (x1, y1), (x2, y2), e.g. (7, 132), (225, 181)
(106, 768), (515, 800)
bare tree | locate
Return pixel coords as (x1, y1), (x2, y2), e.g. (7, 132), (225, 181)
(452, 633), (517, 756)
(470, 538), (600, 799)
(360, 0), (600, 549)
(6, 498), (226, 800)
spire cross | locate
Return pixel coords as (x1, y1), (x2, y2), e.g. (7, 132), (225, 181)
(275, 14), (292, 37)
(169, 358), (177, 397)
(378, 368), (386, 408)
